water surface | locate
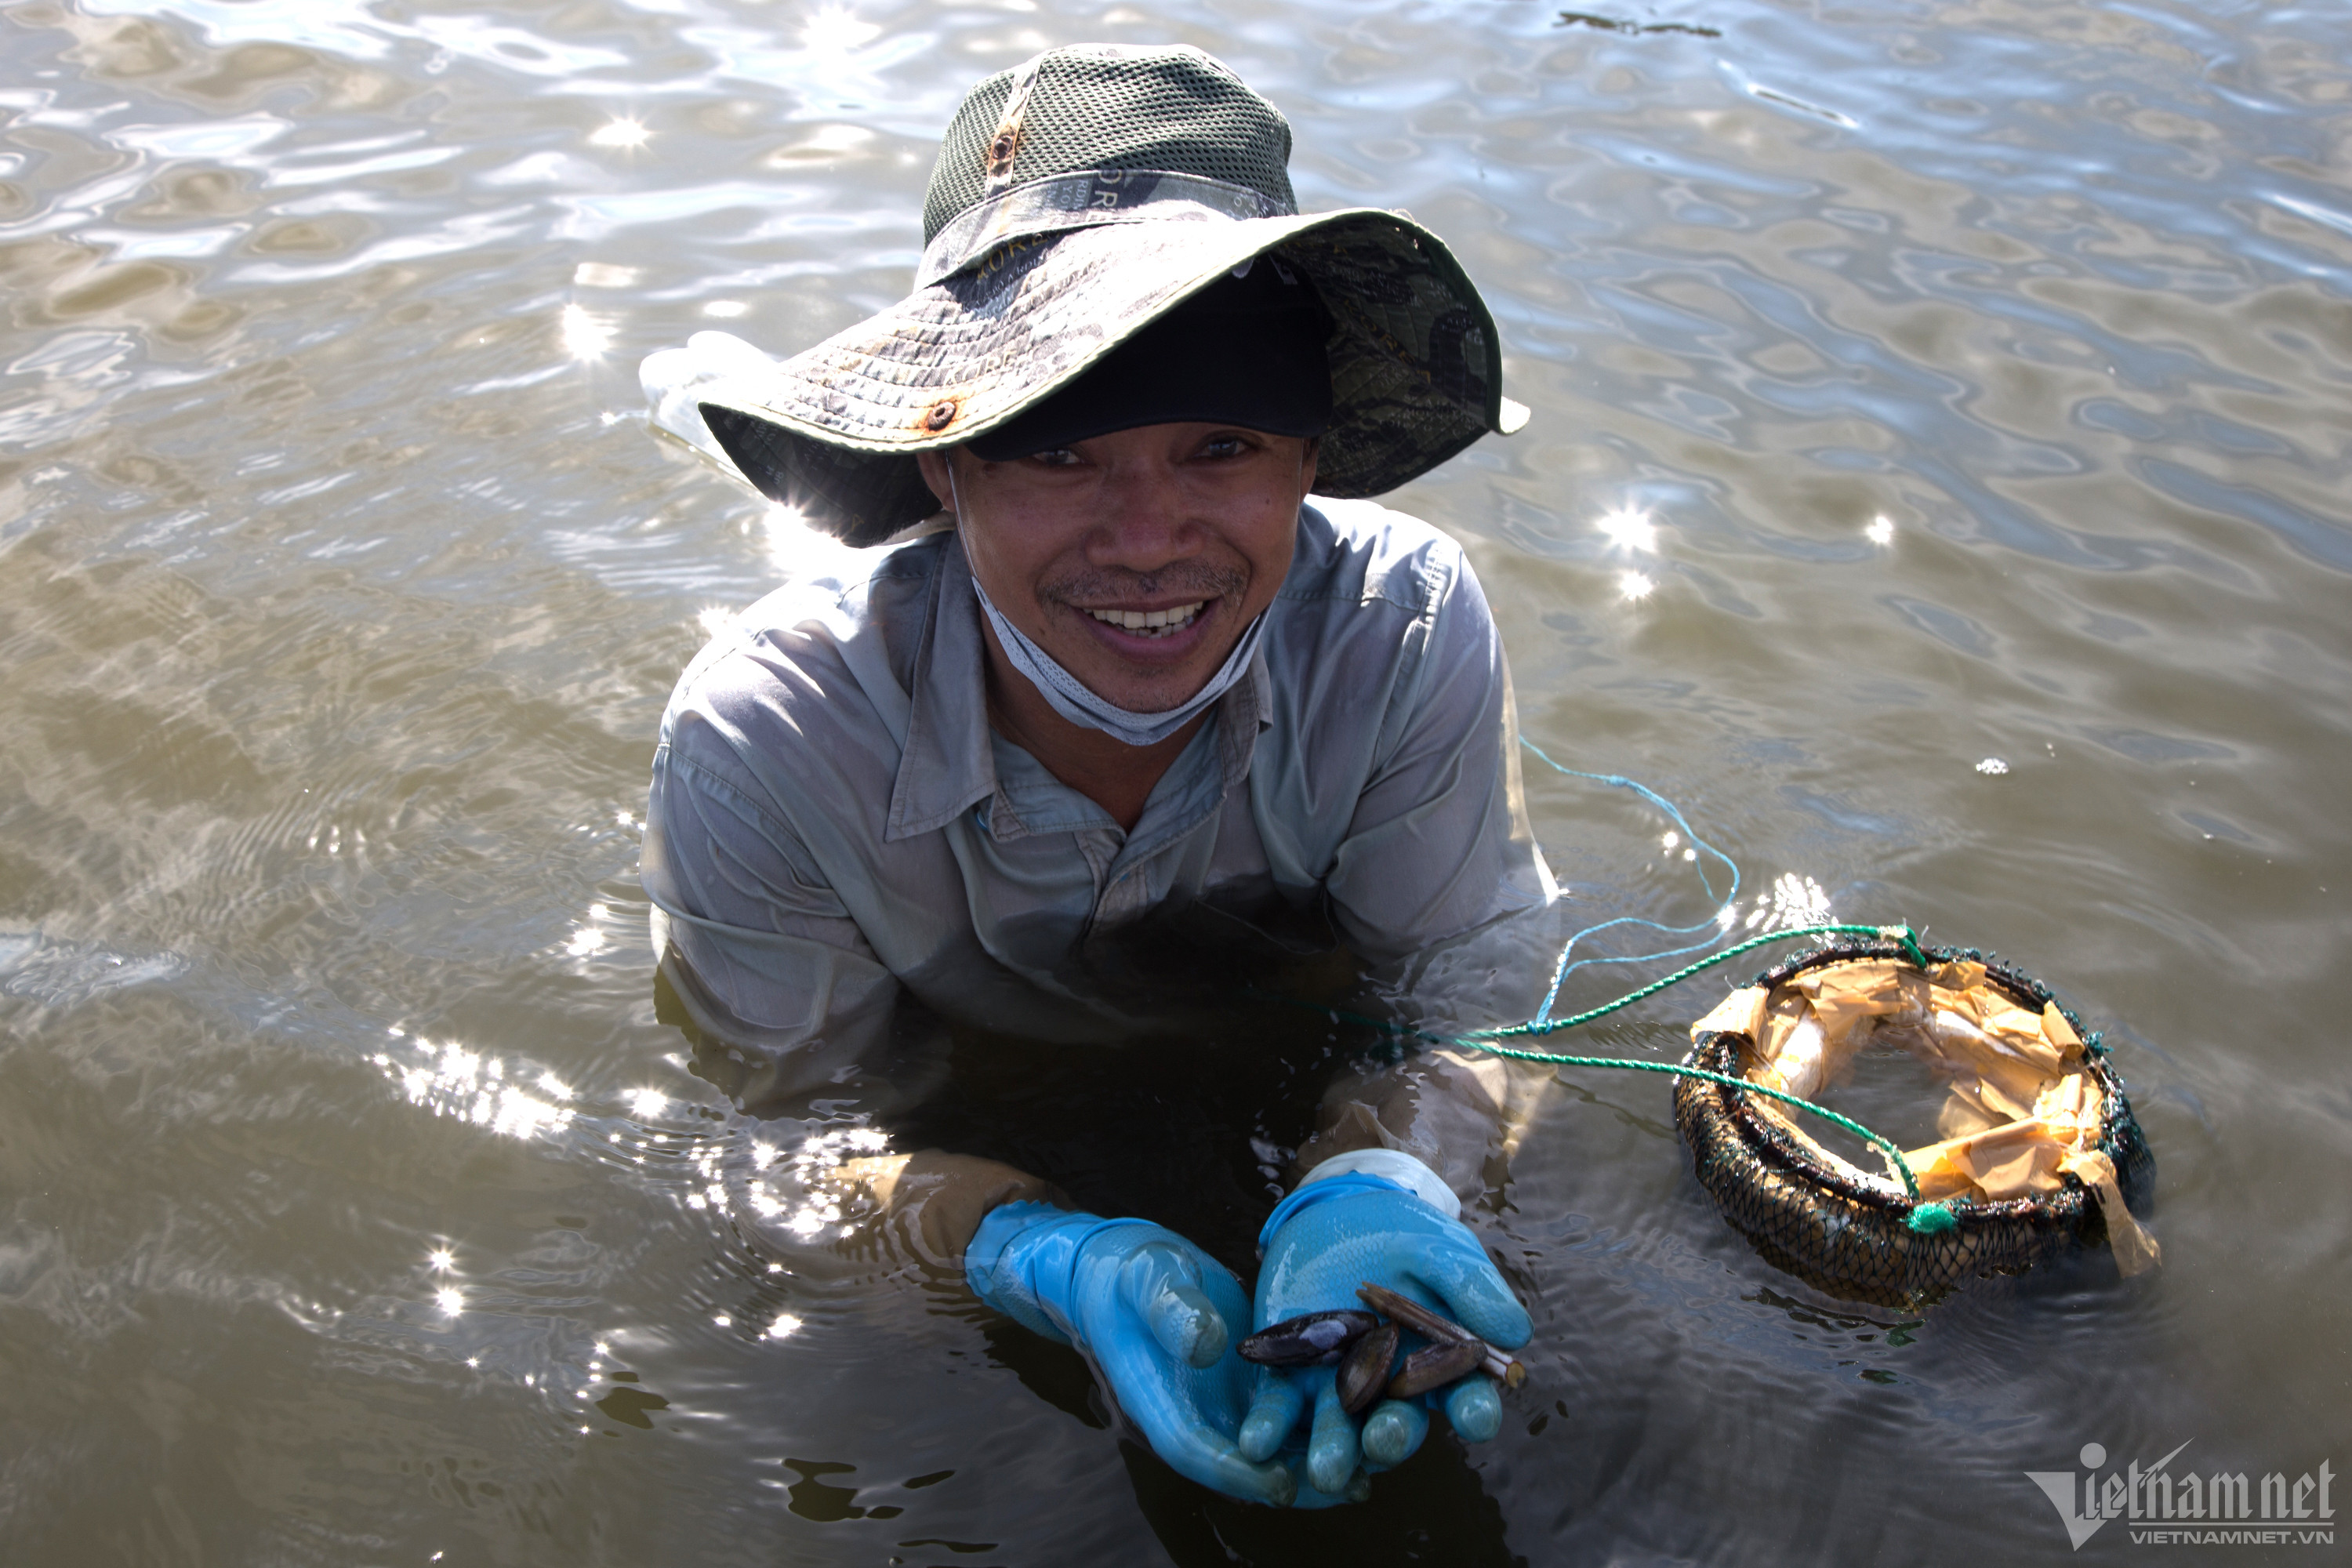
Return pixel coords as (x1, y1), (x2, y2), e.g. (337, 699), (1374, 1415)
(3, 0), (2349, 1562)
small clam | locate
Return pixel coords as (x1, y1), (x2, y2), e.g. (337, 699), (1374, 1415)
(1385, 1338), (1484, 1399)
(1239, 1308), (1379, 1367)
(1335, 1321), (1400, 1416)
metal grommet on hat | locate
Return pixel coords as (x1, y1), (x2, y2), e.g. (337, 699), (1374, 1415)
(650, 42), (1532, 546)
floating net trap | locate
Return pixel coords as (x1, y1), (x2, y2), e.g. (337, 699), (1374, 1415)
(1401, 751), (2165, 1308)
(1673, 936), (2158, 1306)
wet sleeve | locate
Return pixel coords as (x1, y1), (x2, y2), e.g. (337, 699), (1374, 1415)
(642, 736), (902, 1098)
(1306, 546), (1563, 1209)
(1322, 547), (1554, 965)
(1289, 1047), (1553, 1210)
(644, 735), (1069, 1266)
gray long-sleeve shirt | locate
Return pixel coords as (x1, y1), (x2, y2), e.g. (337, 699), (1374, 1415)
(642, 497), (1554, 1083)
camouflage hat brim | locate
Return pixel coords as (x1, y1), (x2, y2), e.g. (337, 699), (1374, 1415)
(689, 199), (1526, 546)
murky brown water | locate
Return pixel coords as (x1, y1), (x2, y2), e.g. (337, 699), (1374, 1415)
(4, 0), (2349, 1563)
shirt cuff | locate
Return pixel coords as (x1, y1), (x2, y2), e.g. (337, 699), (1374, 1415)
(1294, 1148), (1461, 1220)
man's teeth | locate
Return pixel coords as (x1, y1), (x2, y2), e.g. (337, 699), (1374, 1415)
(1084, 602), (1204, 637)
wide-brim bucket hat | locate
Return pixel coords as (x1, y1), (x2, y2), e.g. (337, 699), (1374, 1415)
(663, 42), (1529, 547)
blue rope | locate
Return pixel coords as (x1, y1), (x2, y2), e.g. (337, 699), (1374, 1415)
(1520, 740), (1744, 1027)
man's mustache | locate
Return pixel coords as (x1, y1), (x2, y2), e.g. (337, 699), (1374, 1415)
(1040, 564), (1250, 606)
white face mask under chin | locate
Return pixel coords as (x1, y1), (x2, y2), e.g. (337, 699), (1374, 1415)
(950, 463), (1270, 749)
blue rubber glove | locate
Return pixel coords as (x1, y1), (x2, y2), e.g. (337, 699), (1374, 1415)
(967, 1202), (1297, 1505)
(1239, 1165), (1533, 1501)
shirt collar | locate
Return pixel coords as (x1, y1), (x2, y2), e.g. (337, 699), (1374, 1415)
(885, 532), (996, 842)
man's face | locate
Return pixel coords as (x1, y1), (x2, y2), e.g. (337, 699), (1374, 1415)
(919, 423), (1316, 715)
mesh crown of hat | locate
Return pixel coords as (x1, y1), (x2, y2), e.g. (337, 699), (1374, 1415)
(921, 46), (1299, 245)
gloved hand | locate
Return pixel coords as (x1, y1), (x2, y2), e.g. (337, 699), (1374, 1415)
(966, 1201), (1297, 1505)
(1239, 1156), (1532, 1501)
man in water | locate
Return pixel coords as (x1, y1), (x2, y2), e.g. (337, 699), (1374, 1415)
(642, 43), (1555, 1508)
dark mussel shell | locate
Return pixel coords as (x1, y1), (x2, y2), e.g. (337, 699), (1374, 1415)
(1356, 1283), (1479, 1347)
(1238, 1308), (1379, 1368)
(1385, 1338), (1484, 1400)
(1336, 1322), (1401, 1416)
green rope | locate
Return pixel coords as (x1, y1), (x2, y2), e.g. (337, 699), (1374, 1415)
(1319, 922), (1958, 1229)
(1467, 1040), (1927, 1200)
(1464, 923), (1927, 1042)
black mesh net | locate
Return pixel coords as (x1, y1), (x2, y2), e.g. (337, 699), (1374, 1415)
(922, 48), (1299, 245)
(1674, 939), (2156, 1308)
(1278, 227), (1493, 498)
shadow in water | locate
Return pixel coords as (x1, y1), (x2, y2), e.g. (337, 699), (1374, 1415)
(1122, 1427), (1527, 1567)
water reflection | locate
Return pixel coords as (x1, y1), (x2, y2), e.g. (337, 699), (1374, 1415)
(0, 928), (187, 1001)
(1593, 503), (1657, 552)
(376, 1030), (577, 1139)
(3, 0), (2349, 1560)
(587, 116), (651, 151)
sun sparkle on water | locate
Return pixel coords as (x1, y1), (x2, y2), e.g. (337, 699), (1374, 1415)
(804, 7), (880, 52)
(588, 118), (650, 150)
(1596, 506), (1658, 552)
(561, 303), (612, 360)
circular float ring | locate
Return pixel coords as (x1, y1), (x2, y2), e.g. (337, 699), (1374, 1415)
(1674, 938), (2155, 1306)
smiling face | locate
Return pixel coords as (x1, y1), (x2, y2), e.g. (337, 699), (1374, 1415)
(918, 423), (1316, 717)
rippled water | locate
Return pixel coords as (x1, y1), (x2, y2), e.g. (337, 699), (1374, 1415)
(4, 0), (2349, 1562)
